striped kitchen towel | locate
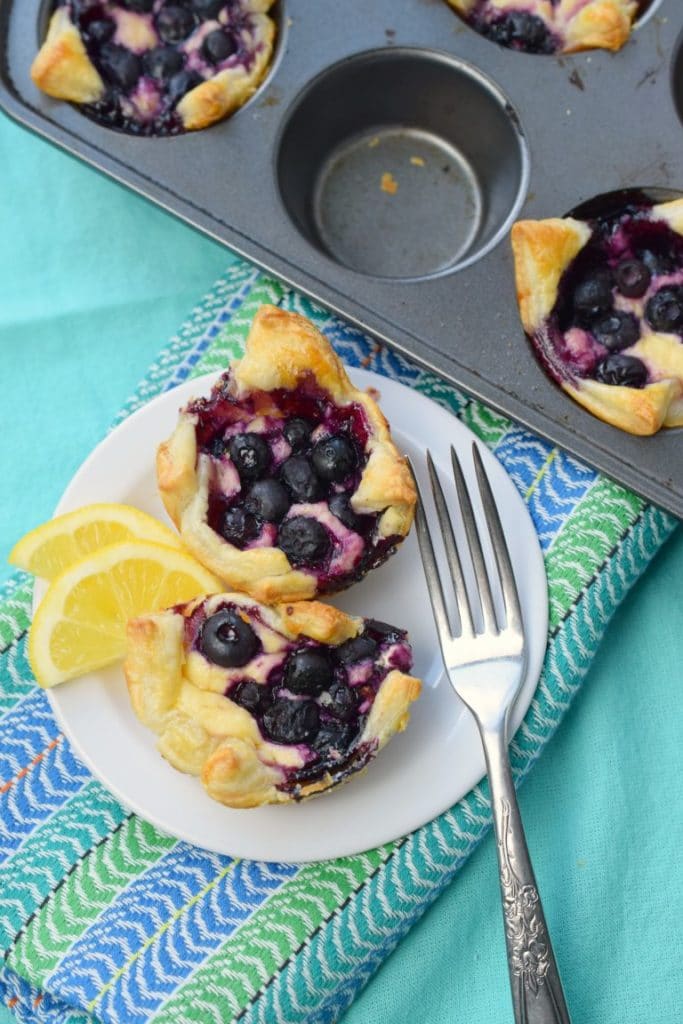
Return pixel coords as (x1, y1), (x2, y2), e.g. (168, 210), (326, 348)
(0, 262), (677, 1024)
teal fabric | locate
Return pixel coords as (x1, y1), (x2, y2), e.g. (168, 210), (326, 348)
(1, 109), (681, 1024)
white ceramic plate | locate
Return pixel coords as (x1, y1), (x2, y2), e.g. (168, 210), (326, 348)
(37, 369), (547, 863)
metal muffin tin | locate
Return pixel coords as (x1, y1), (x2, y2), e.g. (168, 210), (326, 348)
(1, 0), (682, 514)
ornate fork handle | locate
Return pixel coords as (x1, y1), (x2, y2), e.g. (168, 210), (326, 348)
(480, 724), (571, 1024)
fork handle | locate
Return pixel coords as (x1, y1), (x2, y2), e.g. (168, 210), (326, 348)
(480, 724), (571, 1024)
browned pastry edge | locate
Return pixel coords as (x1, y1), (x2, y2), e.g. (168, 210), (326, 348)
(31, 8), (104, 103)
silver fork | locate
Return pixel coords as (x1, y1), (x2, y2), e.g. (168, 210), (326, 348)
(412, 443), (571, 1024)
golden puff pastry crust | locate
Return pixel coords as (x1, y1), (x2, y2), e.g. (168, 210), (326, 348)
(157, 305), (416, 602)
(125, 592), (421, 807)
(511, 196), (683, 435)
(445, 0), (638, 55)
(31, 1), (275, 136)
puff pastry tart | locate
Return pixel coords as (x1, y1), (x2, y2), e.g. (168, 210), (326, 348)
(511, 195), (683, 435)
(125, 592), (421, 806)
(157, 306), (416, 602)
(444, 1), (641, 55)
(31, 0), (275, 135)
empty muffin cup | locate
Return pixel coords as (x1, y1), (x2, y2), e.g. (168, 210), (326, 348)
(276, 49), (529, 280)
(673, 28), (683, 128)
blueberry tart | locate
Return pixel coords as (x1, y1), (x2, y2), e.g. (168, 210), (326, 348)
(511, 195), (683, 434)
(125, 593), (421, 806)
(30, 0), (275, 135)
(157, 305), (416, 601)
(445, 1), (641, 55)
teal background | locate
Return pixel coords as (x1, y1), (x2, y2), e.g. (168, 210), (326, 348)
(1, 109), (682, 1023)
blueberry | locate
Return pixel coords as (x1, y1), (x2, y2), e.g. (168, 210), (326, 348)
(328, 493), (362, 531)
(244, 479), (290, 523)
(328, 681), (357, 720)
(87, 19), (116, 44)
(615, 259), (651, 299)
(486, 12), (555, 53)
(201, 29), (237, 64)
(167, 68), (203, 105)
(573, 270), (613, 321)
(207, 433), (227, 458)
(143, 46), (185, 80)
(156, 5), (197, 44)
(191, 0), (225, 16)
(365, 618), (402, 642)
(591, 311), (640, 351)
(645, 286), (683, 333)
(284, 649), (334, 696)
(311, 435), (357, 483)
(594, 354), (648, 388)
(511, 12), (554, 52)
(641, 249), (674, 276)
(278, 516), (331, 567)
(283, 418), (313, 452)
(200, 609), (260, 667)
(99, 45), (142, 92)
(228, 433), (270, 481)
(221, 505), (258, 546)
(280, 455), (323, 502)
(121, 0), (155, 11)
(336, 636), (378, 665)
(263, 699), (320, 745)
(313, 720), (355, 756)
(231, 680), (271, 714)
(483, 15), (513, 45)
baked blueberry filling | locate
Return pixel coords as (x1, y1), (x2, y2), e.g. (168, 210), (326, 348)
(454, 1), (651, 56)
(54, 0), (269, 135)
(478, 10), (557, 54)
(536, 198), (683, 391)
(188, 371), (401, 593)
(190, 600), (413, 795)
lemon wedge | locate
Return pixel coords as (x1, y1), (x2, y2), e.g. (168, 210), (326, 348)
(9, 503), (181, 580)
(29, 541), (221, 687)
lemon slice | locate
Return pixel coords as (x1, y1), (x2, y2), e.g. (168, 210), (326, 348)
(29, 541), (221, 687)
(9, 503), (181, 580)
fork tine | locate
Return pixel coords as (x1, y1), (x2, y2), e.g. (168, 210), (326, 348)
(426, 451), (474, 638)
(472, 443), (523, 635)
(408, 459), (455, 656)
(450, 445), (499, 635)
